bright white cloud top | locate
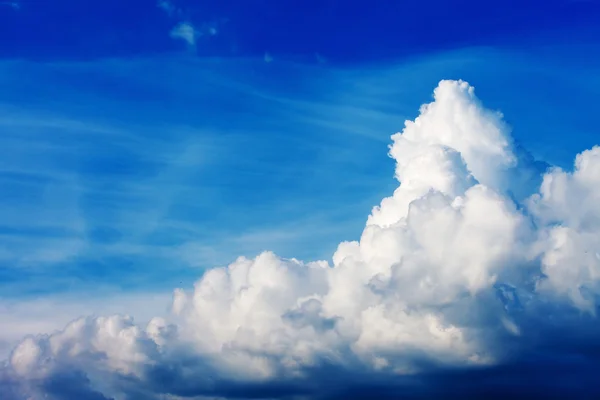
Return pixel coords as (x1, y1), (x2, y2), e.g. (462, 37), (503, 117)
(2, 80), (600, 399)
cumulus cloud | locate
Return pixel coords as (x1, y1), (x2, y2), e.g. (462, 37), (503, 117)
(3, 80), (600, 399)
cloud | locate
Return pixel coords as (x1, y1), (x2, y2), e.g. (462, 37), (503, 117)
(2, 79), (600, 399)
(167, 19), (220, 48)
(159, 1), (221, 48)
(0, 1), (19, 10)
(157, 0), (178, 17)
(170, 22), (197, 47)
(0, 292), (172, 360)
(158, 0), (197, 47)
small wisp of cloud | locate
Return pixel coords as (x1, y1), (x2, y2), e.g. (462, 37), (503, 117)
(0, 1), (19, 10)
(170, 22), (197, 47)
(159, 1), (221, 48)
(157, 0), (178, 17)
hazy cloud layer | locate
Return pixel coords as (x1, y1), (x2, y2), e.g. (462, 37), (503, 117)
(2, 80), (600, 399)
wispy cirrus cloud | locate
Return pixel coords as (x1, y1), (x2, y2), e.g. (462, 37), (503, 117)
(0, 44), (598, 290)
(0, 54), (401, 299)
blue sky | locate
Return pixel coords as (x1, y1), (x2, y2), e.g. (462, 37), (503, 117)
(2, 0), (599, 296)
(1, 0), (598, 60)
(1, 1), (600, 398)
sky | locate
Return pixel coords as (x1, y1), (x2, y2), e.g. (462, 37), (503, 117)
(1, 0), (600, 399)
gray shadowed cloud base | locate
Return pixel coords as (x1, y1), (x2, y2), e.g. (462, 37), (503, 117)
(2, 80), (600, 399)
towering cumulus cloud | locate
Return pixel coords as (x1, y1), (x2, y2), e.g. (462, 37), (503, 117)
(3, 80), (600, 399)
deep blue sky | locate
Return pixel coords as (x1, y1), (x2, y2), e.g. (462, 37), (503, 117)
(1, 0), (599, 61)
(0, 0), (600, 354)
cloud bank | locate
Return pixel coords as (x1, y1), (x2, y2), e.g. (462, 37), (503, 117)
(2, 80), (600, 399)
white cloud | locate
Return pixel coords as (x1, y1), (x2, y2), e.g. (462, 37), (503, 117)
(159, 1), (221, 47)
(0, 292), (172, 359)
(170, 22), (197, 47)
(167, 20), (221, 47)
(2, 79), (600, 399)
(158, 0), (196, 47)
(527, 146), (600, 309)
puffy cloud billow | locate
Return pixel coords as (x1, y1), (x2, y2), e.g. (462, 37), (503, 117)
(3, 80), (600, 399)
